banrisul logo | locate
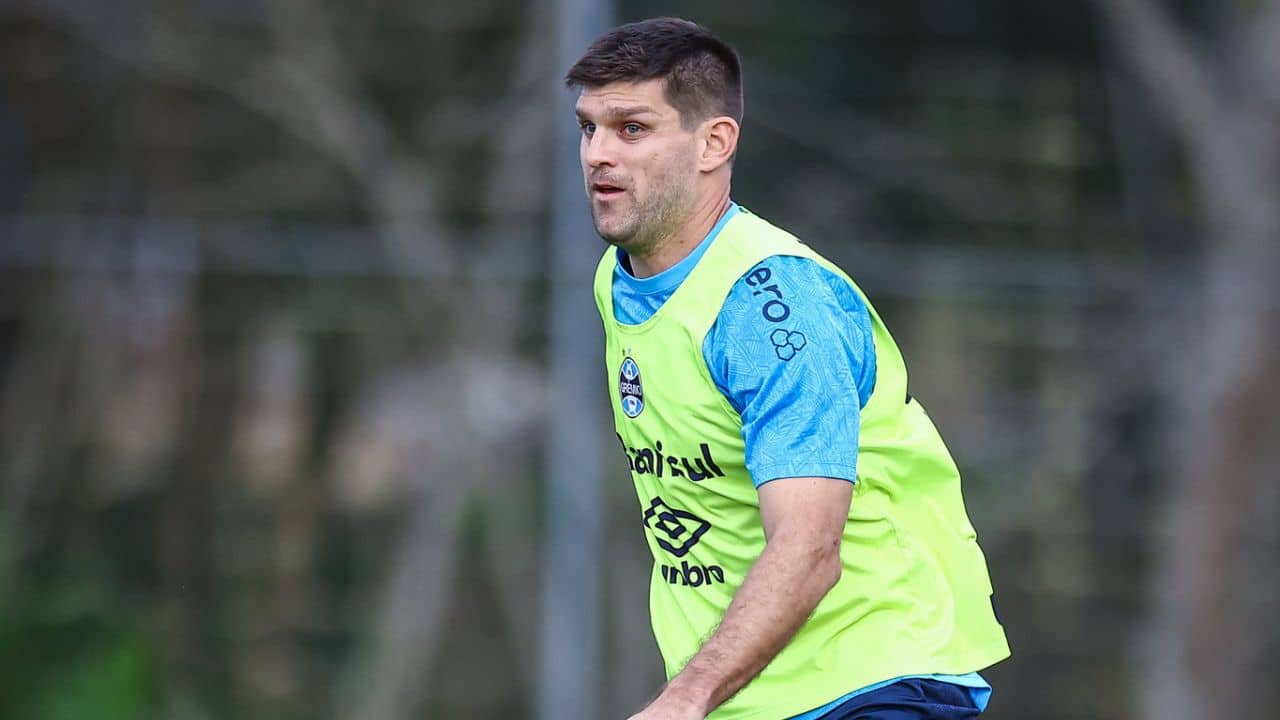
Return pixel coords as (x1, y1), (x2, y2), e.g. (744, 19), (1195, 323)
(616, 435), (726, 483)
(619, 356), (644, 418)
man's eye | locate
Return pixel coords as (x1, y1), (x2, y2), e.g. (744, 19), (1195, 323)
(623, 123), (643, 135)
(580, 121), (596, 135)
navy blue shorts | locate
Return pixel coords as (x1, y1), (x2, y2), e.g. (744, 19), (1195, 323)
(818, 678), (981, 719)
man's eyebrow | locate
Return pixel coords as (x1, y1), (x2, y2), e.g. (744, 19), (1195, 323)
(576, 105), (660, 121)
(605, 105), (658, 120)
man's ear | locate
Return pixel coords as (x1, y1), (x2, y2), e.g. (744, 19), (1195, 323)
(698, 116), (740, 172)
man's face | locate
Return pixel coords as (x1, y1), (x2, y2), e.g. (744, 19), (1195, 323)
(575, 79), (701, 254)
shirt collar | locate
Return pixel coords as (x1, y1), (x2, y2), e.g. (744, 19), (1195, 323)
(615, 201), (741, 295)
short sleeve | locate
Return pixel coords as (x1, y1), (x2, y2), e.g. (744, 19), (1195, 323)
(702, 256), (876, 487)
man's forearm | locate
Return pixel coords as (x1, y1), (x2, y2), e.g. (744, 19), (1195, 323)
(656, 530), (842, 715)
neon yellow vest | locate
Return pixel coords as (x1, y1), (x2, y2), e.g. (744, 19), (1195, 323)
(594, 210), (1009, 720)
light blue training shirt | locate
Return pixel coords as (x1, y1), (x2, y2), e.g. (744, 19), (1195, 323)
(610, 202), (992, 718)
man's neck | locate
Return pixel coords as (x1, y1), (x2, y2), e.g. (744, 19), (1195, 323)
(629, 188), (732, 279)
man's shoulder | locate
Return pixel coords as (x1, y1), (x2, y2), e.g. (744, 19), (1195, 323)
(708, 255), (861, 349)
(720, 209), (842, 276)
(722, 207), (805, 248)
(726, 254), (847, 303)
(707, 253), (872, 359)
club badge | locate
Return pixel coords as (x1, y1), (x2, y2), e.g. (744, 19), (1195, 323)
(619, 356), (645, 418)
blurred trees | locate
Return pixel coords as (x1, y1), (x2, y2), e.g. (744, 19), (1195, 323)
(4, 1), (553, 717)
(0, 1), (1275, 719)
(1095, 1), (1280, 718)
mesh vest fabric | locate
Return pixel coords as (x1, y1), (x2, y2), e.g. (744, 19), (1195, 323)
(592, 210), (1010, 720)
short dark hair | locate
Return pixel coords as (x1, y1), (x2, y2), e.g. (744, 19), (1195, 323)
(565, 17), (743, 129)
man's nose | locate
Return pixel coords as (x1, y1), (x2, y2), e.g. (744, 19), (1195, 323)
(582, 130), (615, 169)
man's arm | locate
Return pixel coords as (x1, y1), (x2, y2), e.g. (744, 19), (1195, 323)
(629, 475), (854, 720)
(628, 257), (874, 719)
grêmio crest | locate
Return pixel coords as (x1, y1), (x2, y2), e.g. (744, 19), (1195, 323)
(619, 356), (644, 418)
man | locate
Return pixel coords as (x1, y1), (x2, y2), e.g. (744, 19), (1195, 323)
(568, 17), (1010, 720)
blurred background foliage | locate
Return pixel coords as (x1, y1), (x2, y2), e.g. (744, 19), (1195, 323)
(0, 533), (165, 720)
(0, 0), (1276, 719)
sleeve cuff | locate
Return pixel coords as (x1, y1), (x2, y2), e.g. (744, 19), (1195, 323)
(751, 463), (860, 488)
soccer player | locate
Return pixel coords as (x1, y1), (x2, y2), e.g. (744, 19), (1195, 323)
(567, 17), (1010, 720)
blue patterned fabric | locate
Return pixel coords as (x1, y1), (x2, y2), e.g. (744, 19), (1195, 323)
(702, 255), (874, 487)
(609, 203), (991, 717)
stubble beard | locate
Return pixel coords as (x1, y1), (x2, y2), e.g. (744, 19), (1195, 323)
(592, 167), (695, 259)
